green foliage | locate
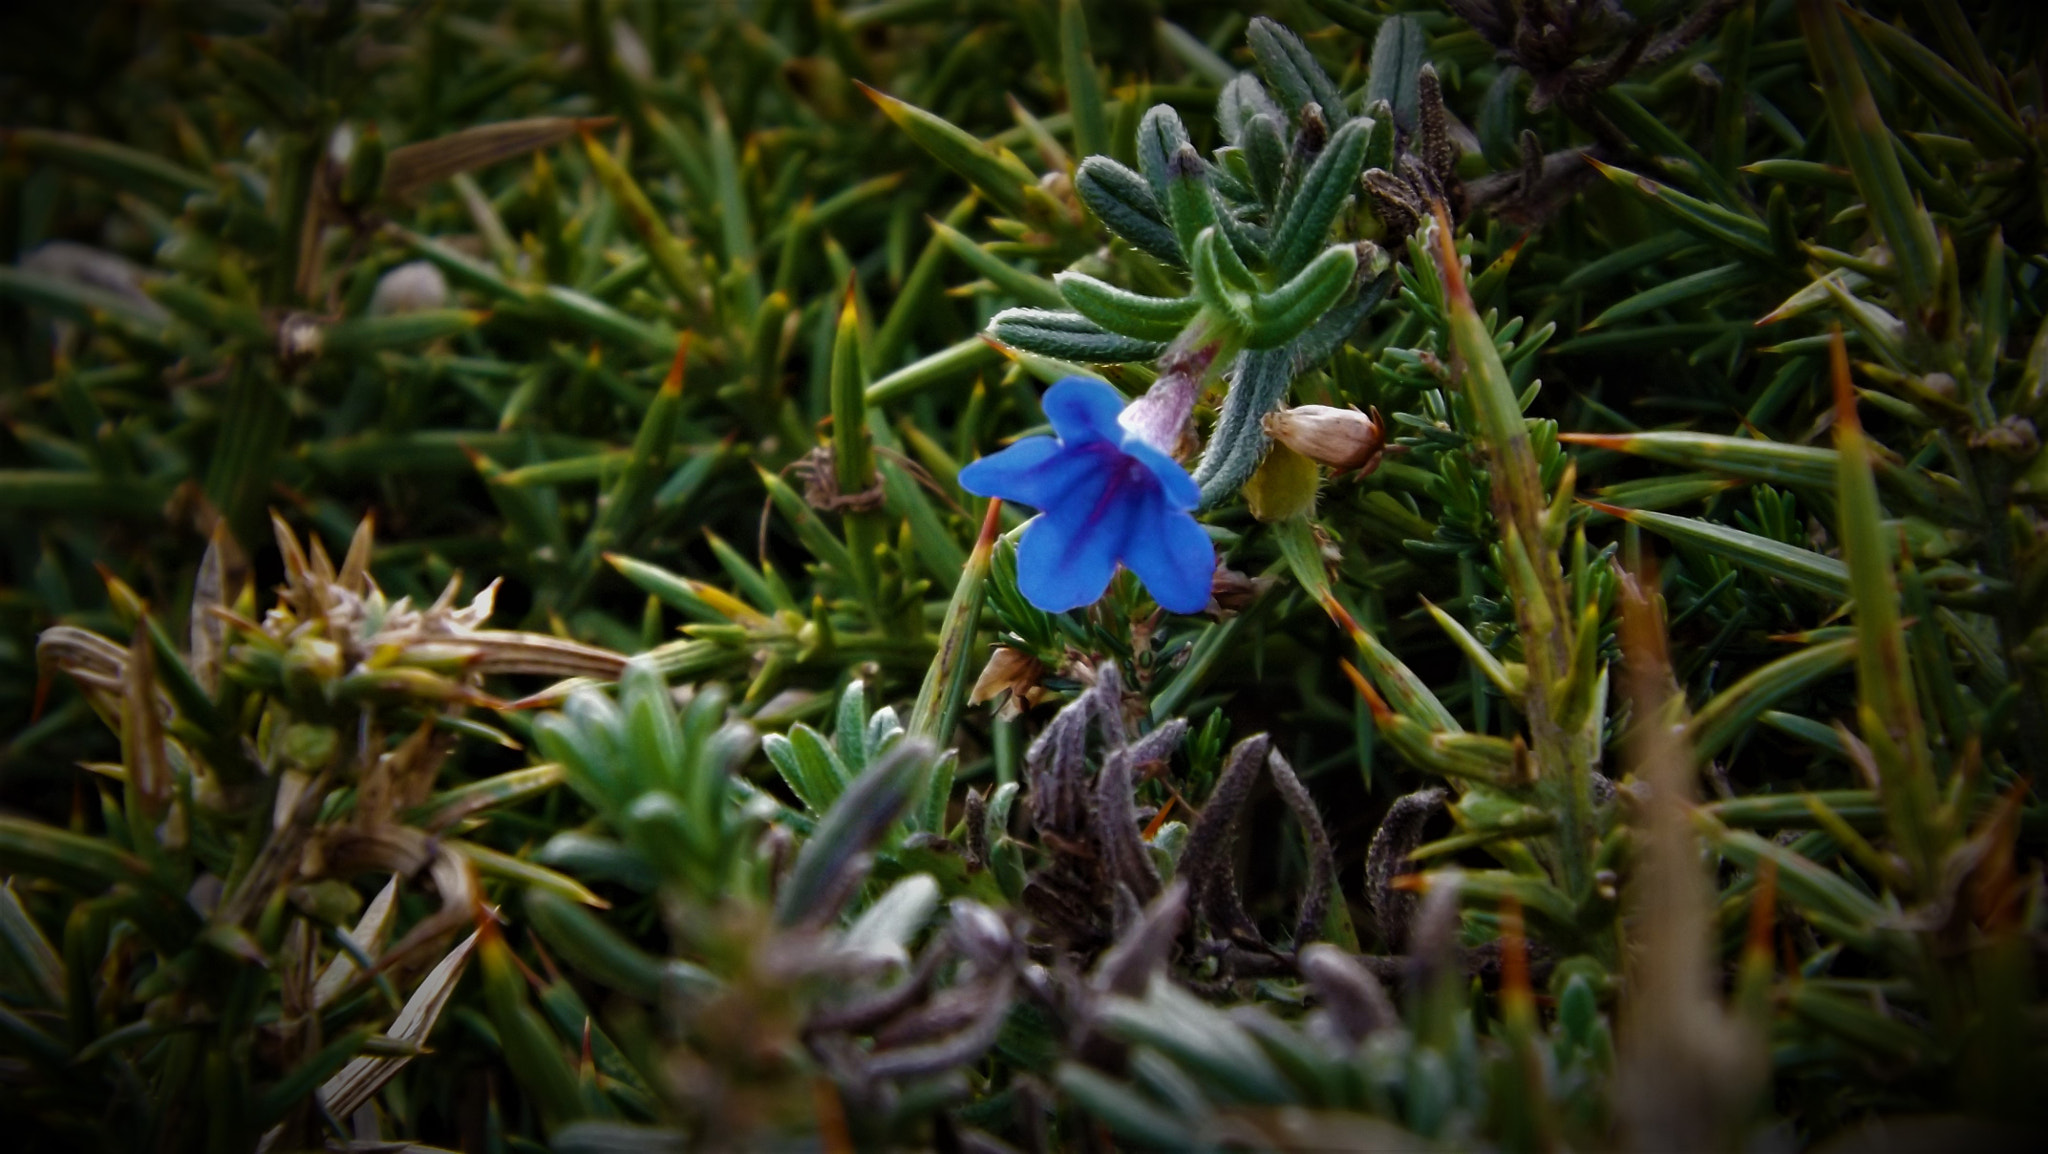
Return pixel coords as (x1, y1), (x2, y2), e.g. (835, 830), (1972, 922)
(3, 0), (2046, 1149)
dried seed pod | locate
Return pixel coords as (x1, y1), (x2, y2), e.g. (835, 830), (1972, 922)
(1366, 787), (1447, 951)
(1262, 404), (1386, 473)
(1415, 65), (1456, 188)
(1091, 879), (1189, 997)
(1362, 167), (1423, 240)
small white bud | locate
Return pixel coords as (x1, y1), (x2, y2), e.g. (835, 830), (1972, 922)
(611, 17), (652, 82)
(368, 260), (449, 316)
(277, 312), (325, 365)
(1261, 404), (1386, 472)
(327, 122), (356, 166)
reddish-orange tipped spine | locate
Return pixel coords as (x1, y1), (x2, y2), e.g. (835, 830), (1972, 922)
(1432, 201), (1469, 307)
(1338, 658), (1393, 722)
(1828, 326), (1859, 431)
(1745, 857), (1778, 961)
(662, 330), (693, 395)
(1141, 796), (1178, 841)
(1576, 497), (1637, 520)
(973, 495), (1004, 551)
(1500, 896), (1532, 1016)
(1319, 591), (1362, 638)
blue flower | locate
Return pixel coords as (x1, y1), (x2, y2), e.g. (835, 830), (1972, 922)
(959, 377), (1215, 614)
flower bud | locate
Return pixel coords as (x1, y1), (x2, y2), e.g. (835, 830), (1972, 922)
(1262, 404), (1385, 472)
(368, 260), (450, 316)
(277, 312), (325, 367)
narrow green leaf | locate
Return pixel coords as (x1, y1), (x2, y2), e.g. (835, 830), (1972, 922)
(1689, 637), (1857, 762)
(875, 196), (977, 367)
(1364, 15), (1428, 125)
(1267, 118), (1371, 278)
(1280, 518), (1458, 732)
(908, 502), (1001, 765)
(1157, 20), (1236, 88)
(775, 740), (931, 926)
(1584, 263), (1763, 329)
(0, 266), (173, 340)
(525, 889), (704, 1003)
(1097, 980), (1293, 1105)
(255, 1027), (375, 1126)
(1787, 982), (1925, 1061)
(405, 765), (565, 831)
(4, 127), (211, 195)
(988, 308), (1169, 363)
(1245, 242), (1358, 349)
(1828, 334), (1942, 890)
(839, 874), (940, 968)
(1561, 430), (1835, 489)
(319, 309), (485, 357)
(577, 338), (690, 581)
(758, 464), (859, 581)
(1055, 271), (1199, 341)
(928, 218), (1066, 310)
(390, 225), (527, 303)
(581, 128), (710, 312)
(1060, 0), (1109, 159)
(0, 471), (166, 516)
(1585, 158), (1775, 262)
(866, 336), (1004, 406)
(1798, 0), (1940, 307)
(538, 285), (677, 357)
(830, 289), (885, 608)
(0, 1002), (70, 1068)
(1057, 1062), (1199, 1148)
(480, 930), (584, 1134)
(764, 723), (851, 814)
(450, 840), (610, 909)
(1075, 155), (1182, 265)
(1591, 87), (1751, 211)
(148, 280), (270, 343)
(0, 881), (64, 1008)
(1584, 501), (1847, 597)
(700, 86), (757, 305)
(859, 82), (1037, 219)
(1743, 158), (1858, 191)
(1695, 813), (1887, 952)
(1248, 15), (1347, 126)
(1842, 6), (2029, 158)
(0, 815), (150, 893)
(1703, 789), (1881, 831)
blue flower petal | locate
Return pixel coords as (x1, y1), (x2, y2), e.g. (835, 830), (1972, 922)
(1041, 377), (1129, 446)
(1122, 436), (1201, 510)
(960, 437), (1120, 512)
(1015, 499), (1128, 612)
(1120, 496), (1216, 614)
(957, 435), (1061, 502)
